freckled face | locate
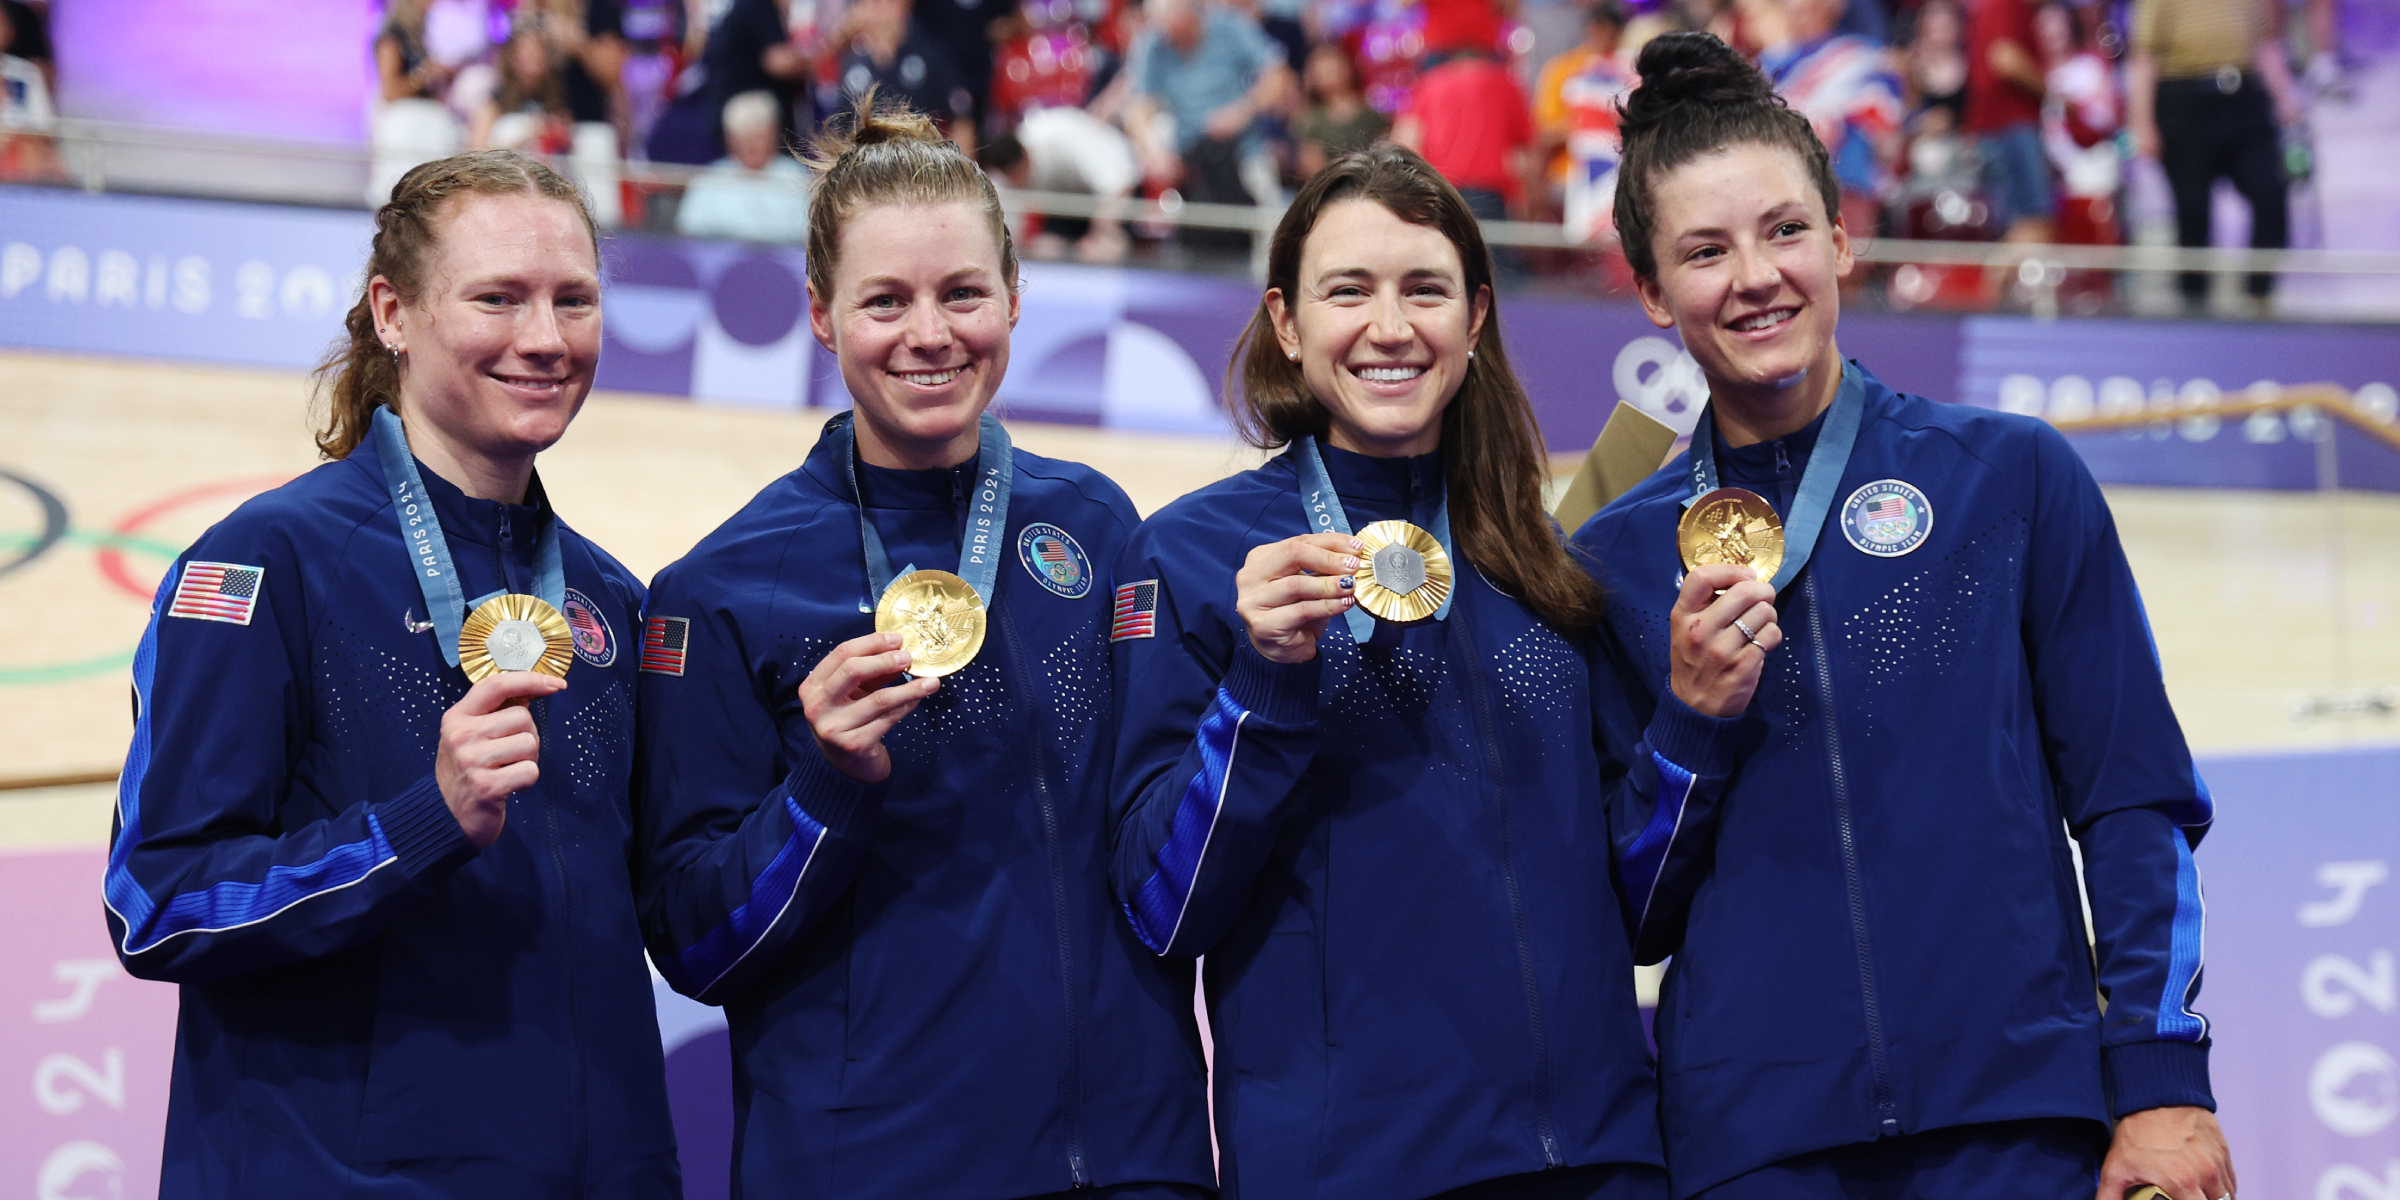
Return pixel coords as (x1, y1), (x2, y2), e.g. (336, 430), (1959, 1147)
(1635, 143), (1851, 398)
(383, 192), (602, 461)
(1268, 199), (1489, 458)
(810, 201), (1019, 469)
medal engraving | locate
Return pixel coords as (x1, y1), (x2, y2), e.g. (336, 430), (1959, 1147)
(458, 594), (575, 682)
(485, 619), (546, 672)
(875, 569), (987, 677)
(1353, 520), (1453, 624)
(1370, 543), (1427, 596)
(1677, 488), (1786, 583)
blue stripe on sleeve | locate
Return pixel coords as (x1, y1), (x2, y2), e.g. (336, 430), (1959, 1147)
(2155, 828), (2208, 1041)
(667, 793), (829, 997)
(104, 575), (402, 959)
(1620, 751), (1697, 937)
(1128, 688), (1248, 954)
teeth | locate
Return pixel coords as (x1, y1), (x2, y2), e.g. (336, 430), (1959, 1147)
(1733, 309), (1795, 332)
(898, 368), (964, 385)
(1356, 366), (1426, 382)
(497, 376), (562, 388)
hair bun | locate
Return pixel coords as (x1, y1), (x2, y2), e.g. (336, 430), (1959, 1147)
(1621, 32), (1776, 135)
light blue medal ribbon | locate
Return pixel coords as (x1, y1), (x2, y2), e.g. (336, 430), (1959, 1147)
(1682, 360), (1866, 592)
(371, 406), (566, 669)
(834, 410), (1015, 609)
(1293, 435), (1455, 645)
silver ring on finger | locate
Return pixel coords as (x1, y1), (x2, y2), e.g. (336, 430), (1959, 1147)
(1733, 617), (1759, 645)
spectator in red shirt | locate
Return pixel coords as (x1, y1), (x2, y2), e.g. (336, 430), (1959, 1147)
(1392, 50), (1531, 221)
(1422, 0), (1511, 60)
(1963, 0), (2053, 240)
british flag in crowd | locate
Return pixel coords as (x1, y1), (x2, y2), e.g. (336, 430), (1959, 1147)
(641, 616), (690, 675)
(1111, 579), (1158, 642)
(168, 561), (264, 625)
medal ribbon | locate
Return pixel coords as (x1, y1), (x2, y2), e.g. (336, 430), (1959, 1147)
(371, 406), (565, 668)
(835, 410), (1015, 608)
(1293, 435), (1455, 644)
(1684, 360), (1865, 592)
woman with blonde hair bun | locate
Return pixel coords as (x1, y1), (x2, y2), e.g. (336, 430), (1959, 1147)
(633, 100), (1216, 1200)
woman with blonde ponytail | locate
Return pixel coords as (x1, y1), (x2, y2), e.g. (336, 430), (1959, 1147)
(107, 149), (679, 1197)
(631, 99), (1215, 1200)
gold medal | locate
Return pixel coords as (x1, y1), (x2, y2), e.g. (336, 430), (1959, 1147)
(874, 569), (987, 677)
(1677, 488), (1785, 583)
(458, 593), (575, 682)
(1353, 519), (1453, 624)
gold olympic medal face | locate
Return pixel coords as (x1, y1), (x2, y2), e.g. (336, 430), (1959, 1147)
(458, 593), (575, 683)
(1352, 519), (1454, 623)
(1677, 488), (1785, 583)
(874, 569), (987, 678)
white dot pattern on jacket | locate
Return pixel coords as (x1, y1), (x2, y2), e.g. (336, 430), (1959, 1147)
(1494, 628), (1580, 747)
(564, 674), (635, 794)
(1038, 611), (1108, 752)
(1323, 637), (1447, 722)
(317, 619), (458, 757)
(1842, 513), (2028, 741)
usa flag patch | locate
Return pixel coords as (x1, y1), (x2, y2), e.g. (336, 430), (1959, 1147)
(1111, 579), (1158, 641)
(168, 561), (264, 625)
(640, 616), (690, 675)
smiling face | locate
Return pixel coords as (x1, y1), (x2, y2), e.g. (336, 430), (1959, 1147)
(1267, 199), (1489, 458)
(376, 192), (601, 482)
(1634, 142), (1850, 408)
(810, 201), (1019, 469)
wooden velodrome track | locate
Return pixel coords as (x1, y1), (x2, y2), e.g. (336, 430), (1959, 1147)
(5, 348), (2397, 849)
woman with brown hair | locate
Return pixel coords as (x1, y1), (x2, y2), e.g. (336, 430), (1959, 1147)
(105, 149), (679, 1196)
(1109, 143), (1669, 1200)
(631, 99), (1215, 1200)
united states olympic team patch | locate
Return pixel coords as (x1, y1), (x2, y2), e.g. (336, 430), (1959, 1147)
(562, 587), (617, 667)
(1017, 523), (1094, 599)
(1840, 479), (1933, 557)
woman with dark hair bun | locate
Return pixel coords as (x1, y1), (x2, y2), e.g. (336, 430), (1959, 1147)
(631, 99), (1214, 1200)
(1573, 31), (2233, 1200)
(1110, 142), (1670, 1200)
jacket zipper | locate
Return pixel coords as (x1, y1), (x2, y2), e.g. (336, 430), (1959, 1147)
(1803, 577), (1899, 1136)
(500, 516), (590, 1181)
(1452, 595), (1562, 1167)
(997, 606), (1091, 1186)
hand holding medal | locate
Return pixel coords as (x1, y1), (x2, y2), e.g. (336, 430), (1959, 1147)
(800, 630), (941, 784)
(1236, 533), (1364, 664)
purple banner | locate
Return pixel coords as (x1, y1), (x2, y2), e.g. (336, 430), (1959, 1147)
(2197, 746), (2400, 1200)
(54, 1), (379, 141)
(4, 187), (2396, 492)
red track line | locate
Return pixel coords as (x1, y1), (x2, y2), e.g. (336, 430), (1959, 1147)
(97, 475), (297, 601)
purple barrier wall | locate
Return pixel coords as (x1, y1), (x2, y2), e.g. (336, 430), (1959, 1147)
(4, 185), (2397, 491)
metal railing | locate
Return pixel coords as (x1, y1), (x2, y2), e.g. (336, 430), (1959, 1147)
(24, 116), (2400, 316)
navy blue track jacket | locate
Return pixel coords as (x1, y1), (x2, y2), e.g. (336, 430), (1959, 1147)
(1572, 365), (2213, 1197)
(103, 451), (679, 1198)
(632, 420), (1216, 1200)
(1111, 445), (1668, 1200)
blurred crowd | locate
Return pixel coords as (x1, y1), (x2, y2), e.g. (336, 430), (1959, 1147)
(0, 0), (2357, 306)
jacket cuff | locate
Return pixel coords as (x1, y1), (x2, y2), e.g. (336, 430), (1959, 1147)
(1645, 685), (1747, 777)
(2104, 1039), (2215, 1117)
(373, 773), (478, 881)
(1223, 637), (1323, 727)
(784, 745), (888, 839)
